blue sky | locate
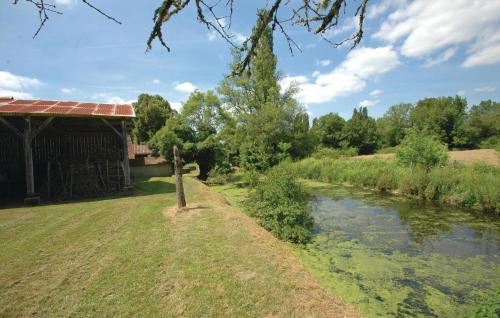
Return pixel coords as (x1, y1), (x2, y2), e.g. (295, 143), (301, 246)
(1, 0), (499, 119)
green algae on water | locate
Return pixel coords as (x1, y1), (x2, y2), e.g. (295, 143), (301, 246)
(295, 181), (500, 317)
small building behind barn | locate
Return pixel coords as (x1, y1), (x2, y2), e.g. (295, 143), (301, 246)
(0, 98), (135, 205)
(128, 136), (172, 179)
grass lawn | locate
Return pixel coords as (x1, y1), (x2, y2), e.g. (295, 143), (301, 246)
(0, 176), (358, 317)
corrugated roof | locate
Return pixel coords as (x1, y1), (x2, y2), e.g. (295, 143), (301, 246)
(0, 98), (135, 118)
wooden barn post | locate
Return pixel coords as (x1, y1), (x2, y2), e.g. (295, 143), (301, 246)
(23, 116), (39, 204)
(173, 145), (186, 208)
(121, 120), (132, 190)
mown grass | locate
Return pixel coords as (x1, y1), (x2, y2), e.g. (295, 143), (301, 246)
(284, 158), (500, 214)
(0, 176), (358, 317)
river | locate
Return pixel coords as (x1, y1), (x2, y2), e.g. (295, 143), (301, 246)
(295, 181), (500, 317)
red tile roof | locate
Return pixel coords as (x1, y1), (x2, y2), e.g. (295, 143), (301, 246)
(0, 98), (135, 118)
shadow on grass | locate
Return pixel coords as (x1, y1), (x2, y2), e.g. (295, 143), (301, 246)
(0, 178), (177, 210)
(133, 179), (176, 195)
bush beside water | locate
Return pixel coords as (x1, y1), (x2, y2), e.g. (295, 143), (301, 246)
(246, 165), (313, 244)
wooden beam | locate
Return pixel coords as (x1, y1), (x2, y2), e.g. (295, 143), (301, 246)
(0, 116), (23, 139)
(121, 120), (131, 189)
(31, 117), (55, 141)
(101, 118), (122, 138)
(24, 117), (35, 197)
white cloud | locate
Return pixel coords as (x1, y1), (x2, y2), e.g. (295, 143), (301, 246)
(462, 31), (500, 68)
(92, 93), (135, 104)
(457, 90), (467, 97)
(174, 82), (197, 93)
(369, 89), (383, 96)
(474, 86), (496, 93)
(209, 30), (247, 44)
(325, 16), (358, 38)
(152, 79), (161, 84)
(424, 48), (456, 68)
(317, 59), (331, 67)
(373, 0), (500, 68)
(281, 46), (400, 104)
(367, 0), (408, 19)
(170, 102), (183, 112)
(0, 71), (42, 99)
(232, 32), (247, 44)
(0, 89), (33, 99)
(61, 87), (77, 94)
(359, 99), (379, 107)
(312, 71), (320, 77)
(54, 0), (77, 7)
(208, 31), (218, 41)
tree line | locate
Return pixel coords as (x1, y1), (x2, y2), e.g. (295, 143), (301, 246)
(130, 22), (499, 180)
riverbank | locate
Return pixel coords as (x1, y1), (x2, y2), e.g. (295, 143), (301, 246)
(285, 157), (499, 214)
(210, 177), (500, 317)
(0, 176), (358, 317)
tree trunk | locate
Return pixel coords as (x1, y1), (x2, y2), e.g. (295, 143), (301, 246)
(173, 145), (186, 209)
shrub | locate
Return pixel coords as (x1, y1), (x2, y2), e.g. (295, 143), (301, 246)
(246, 165), (313, 244)
(311, 146), (358, 160)
(241, 169), (261, 188)
(396, 129), (448, 169)
(205, 163), (233, 185)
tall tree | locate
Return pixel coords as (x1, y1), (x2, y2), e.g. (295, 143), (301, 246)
(132, 94), (173, 144)
(465, 100), (500, 148)
(343, 107), (379, 154)
(377, 103), (414, 147)
(182, 90), (227, 179)
(219, 16), (310, 170)
(311, 112), (346, 148)
(411, 96), (467, 148)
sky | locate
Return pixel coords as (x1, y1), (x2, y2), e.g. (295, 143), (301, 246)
(0, 0), (499, 119)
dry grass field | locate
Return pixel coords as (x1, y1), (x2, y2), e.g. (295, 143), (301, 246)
(354, 149), (499, 166)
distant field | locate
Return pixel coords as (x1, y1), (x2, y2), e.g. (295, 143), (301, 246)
(354, 149), (499, 166)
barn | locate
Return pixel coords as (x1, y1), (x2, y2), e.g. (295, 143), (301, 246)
(0, 98), (135, 205)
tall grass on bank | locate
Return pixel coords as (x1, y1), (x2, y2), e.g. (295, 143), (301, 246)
(285, 158), (500, 214)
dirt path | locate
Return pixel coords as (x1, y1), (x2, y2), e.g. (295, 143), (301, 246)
(354, 149), (499, 166)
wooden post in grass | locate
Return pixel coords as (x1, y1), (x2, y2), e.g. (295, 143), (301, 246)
(173, 145), (186, 209)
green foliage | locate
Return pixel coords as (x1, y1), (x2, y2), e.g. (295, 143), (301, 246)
(148, 116), (196, 162)
(247, 165), (314, 243)
(479, 136), (500, 151)
(206, 163), (233, 185)
(218, 23), (311, 171)
(467, 288), (500, 318)
(311, 112), (346, 148)
(376, 103), (413, 147)
(466, 100), (500, 148)
(196, 135), (225, 180)
(311, 146), (358, 159)
(343, 107), (379, 155)
(410, 96), (468, 148)
(132, 94), (173, 143)
(289, 157), (500, 214)
(241, 169), (261, 188)
(396, 129), (448, 169)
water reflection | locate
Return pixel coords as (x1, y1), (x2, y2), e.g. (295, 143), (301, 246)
(303, 184), (500, 317)
(309, 189), (500, 262)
